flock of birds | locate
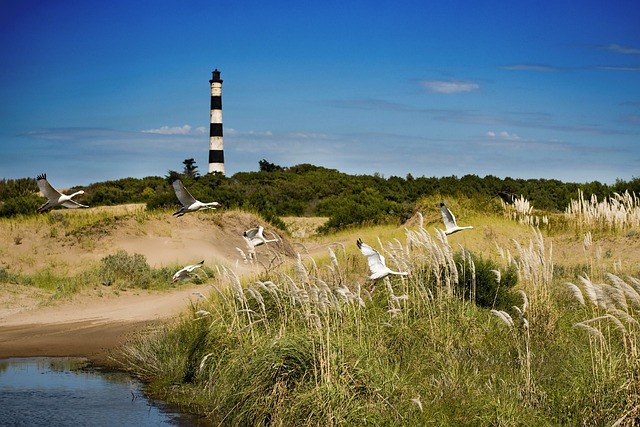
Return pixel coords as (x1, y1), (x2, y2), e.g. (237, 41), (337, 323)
(35, 173), (488, 291)
(35, 173), (278, 283)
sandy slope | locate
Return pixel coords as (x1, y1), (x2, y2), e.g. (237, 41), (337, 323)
(0, 208), (311, 365)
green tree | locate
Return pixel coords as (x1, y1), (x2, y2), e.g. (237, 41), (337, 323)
(182, 158), (199, 178)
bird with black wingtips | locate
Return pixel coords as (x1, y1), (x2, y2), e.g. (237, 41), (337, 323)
(440, 202), (473, 235)
(243, 225), (278, 248)
(171, 179), (221, 217)
(172, 260), (206, 283)
(36, 173), (88, 213)
(357, 238), (409, 292)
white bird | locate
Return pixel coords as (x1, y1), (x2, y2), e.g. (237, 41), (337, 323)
(440, 202), (474, 235)
(36, 173), (88, 213)
(172, 179), (221, 217)
(172, 260), (205, 283)
(357, 238), (409, 292)
(243, 225), (279, 249)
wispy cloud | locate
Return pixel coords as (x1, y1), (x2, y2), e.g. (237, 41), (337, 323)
(141, 124), (206, 135)
(484, 132), (570, 151)
(593, 65), (640, 71)
(487, 130), (521, 141)
(500, 64), (560, 72)
(225, 128), (273, 137)
(288, 132), (328, 139)
(419, 80), (480, 94)
(328, 98), (416, 111)
(602, 44), (640, 55)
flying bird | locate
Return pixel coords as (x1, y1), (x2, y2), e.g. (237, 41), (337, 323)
(172, 179), (221, 217)
(357, 238), (409, 292)
(36, 173), (88, 213)
(172, 260), (205, 283)
(243, 225), (279, 248)
(440, 202), (474, 235)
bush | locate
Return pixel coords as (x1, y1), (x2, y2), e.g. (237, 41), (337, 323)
(99, 250), (153, 289)
(0, 195), (42, 217)
(455, 251), (519, 310)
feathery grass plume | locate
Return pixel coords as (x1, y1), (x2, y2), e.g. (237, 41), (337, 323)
(578, 275), (600, 307)
(574, 321), (606, 342)
(236, 247), (252, 264)
(500, 227), (553, 328)
(565, 189), (640, 231)
(327, 246), (338, 267)
(606, 273), (640, 310)
(565, 282), (586, 305)
(517, 289), (529, 314)
(491, 309), (514, 328)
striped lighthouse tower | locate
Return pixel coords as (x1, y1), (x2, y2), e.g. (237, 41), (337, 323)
(208, 69), (224, 174)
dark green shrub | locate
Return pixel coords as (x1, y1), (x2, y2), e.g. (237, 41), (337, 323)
(455, 251), (519, 310)
(0, 195), (42, 217)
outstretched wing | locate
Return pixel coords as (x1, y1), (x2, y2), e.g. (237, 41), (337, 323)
(36, 173), (62, 201)
(243, 226), (262, 240)
(357, 238), (387, 276)
(185, 260), (205, 272)
(60, 200), (88, 209)
(440, 203), (458, 230)
(172, 179), (198, 207)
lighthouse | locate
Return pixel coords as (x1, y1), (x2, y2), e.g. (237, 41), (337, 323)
(208, 69), (224, 174)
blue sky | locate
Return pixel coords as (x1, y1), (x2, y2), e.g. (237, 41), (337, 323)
(1, 0), (639, 188)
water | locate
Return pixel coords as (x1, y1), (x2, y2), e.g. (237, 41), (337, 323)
(0, 358), (208, 427)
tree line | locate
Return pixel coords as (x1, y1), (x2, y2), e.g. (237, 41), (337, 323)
(1, 160), (638, 231)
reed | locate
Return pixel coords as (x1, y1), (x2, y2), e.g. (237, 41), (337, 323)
(123, 224), (582, 425)
(565, 273), (640, 424)
(565, 189), (640, 232)
(501, 195), (548, 229)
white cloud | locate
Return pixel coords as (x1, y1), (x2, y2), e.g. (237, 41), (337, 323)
(487, 130), (521, 140)
(605, 44), (640, 55)
(419, 80), (479, 94)
(141, 124), (193, 135)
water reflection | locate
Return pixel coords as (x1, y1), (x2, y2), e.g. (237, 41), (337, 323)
(0, 358), (206, 427)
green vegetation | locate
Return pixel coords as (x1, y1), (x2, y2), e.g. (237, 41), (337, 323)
(0, 250), (209, 302)
(3, 160), (640, 232)
(117, 222), (640, 426)
(4, 162), (640, 424)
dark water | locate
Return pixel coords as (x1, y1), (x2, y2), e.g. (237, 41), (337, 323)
(0, 358), (208, 427)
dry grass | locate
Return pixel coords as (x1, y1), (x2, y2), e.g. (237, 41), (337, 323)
(565, 190), (640, 231)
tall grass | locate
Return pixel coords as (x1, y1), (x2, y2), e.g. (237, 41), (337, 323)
(118, 220), (640, 426)
(501, 195), (549, 229)
(565, 273), (640, 424)
(565, 189), (640, 232)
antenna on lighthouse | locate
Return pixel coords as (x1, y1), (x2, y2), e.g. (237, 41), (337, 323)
(208, 69), (224, 174)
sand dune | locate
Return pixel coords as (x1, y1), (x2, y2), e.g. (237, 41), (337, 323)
(0, 208), (309, 365)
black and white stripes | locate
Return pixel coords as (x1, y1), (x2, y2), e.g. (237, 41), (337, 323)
(208, 69), (224, 174)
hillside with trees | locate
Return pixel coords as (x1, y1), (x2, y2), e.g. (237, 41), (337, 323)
(2, 160), (638, 231)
